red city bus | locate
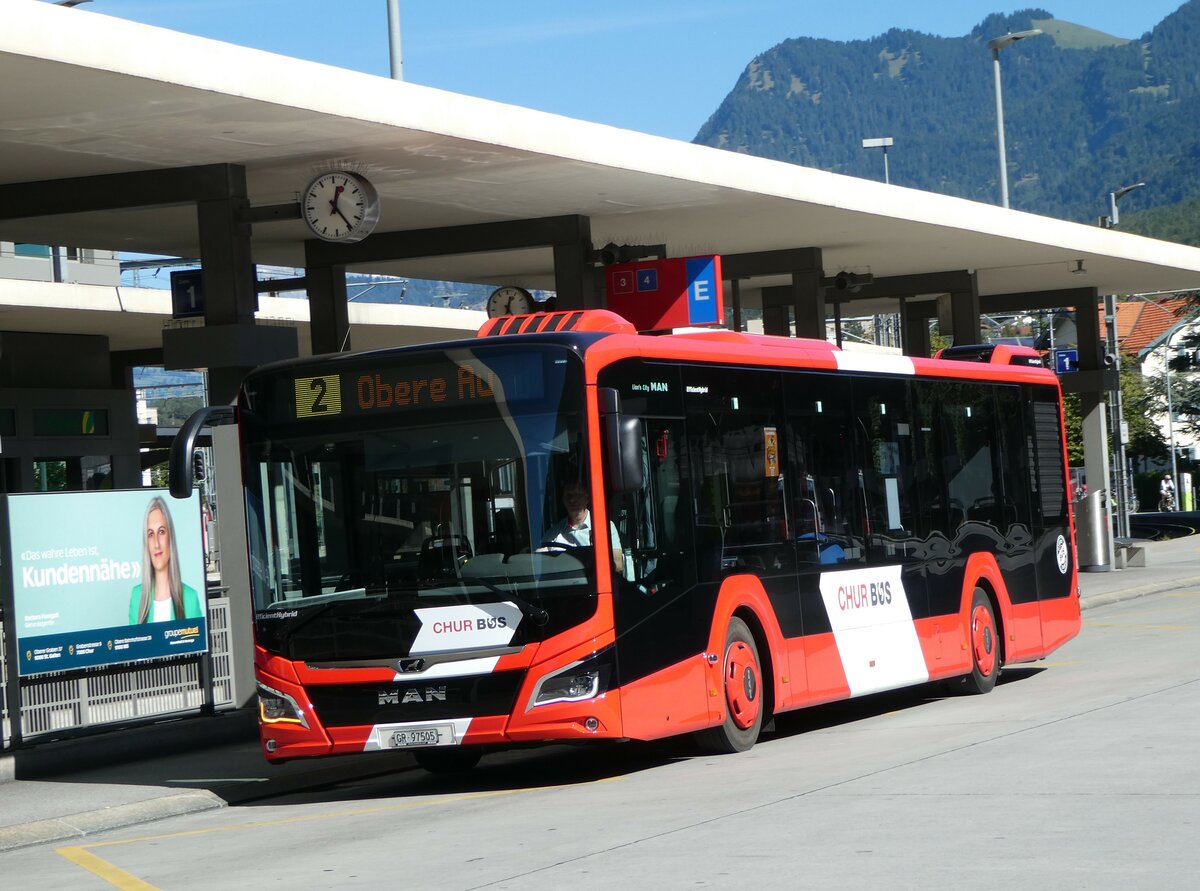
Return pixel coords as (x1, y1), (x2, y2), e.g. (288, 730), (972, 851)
(175, 309), (1080, 771)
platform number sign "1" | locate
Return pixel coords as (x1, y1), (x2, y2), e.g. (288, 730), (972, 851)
(294, 375), (342, 418)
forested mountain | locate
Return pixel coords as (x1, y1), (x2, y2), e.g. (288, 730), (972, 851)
(694, 3), (1200, 228)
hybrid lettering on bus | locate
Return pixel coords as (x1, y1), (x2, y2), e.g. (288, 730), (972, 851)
(180, 309), (1079, 771)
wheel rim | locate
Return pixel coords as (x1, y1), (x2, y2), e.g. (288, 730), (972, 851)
(724, 640), (761, 730)
(971, 604), (997, 677)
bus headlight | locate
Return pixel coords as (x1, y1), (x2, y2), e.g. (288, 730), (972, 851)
(257, 682), (310, 728)
(529, 648), (612, 709)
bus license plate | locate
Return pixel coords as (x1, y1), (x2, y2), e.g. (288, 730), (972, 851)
(388, 726), (452, 748)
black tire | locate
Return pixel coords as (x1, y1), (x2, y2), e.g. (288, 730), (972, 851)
(695, 617), (766, 754)
(412, 746), (483, 774)
(962, 588), (1000, 695)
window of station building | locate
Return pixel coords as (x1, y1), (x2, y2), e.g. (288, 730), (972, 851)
(0, 408), (14, 438)
(83, 456), (114, 490)
(33, 456), (113, 492)
(14, 243), (51, 258)
(33, 459), (68, 491)
(32, 408), (109, 437)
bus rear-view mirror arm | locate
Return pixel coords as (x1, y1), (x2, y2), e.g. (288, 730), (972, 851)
(169, 405), (237, 499)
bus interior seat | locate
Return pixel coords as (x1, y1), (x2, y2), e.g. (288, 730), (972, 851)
(418, 533), (473, 578)
(493, 507), (520, 554)
(660, 494), (678, 548)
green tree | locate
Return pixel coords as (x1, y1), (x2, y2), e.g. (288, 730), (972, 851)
(1122, 361), (1169, 461)
(1062, 360), (1166, 466)
(151, 396), (204, 427)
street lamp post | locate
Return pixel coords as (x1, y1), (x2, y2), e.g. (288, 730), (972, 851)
(1103, 182), (1146, 228)
(988, 29), (1042, 209)
(862, 137), (894, 184)
(386, 0), (403, 80)
(1166, 359), (1179, 495)
(1103, 293), (1132, 537)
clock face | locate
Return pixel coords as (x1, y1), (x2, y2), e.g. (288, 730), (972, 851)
(302, 171), (380, 243)
(486, 286), (534, 318)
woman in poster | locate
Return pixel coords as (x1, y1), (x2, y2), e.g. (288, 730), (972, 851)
(129, 496), (203, 623)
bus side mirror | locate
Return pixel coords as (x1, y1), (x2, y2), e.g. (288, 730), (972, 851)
(169, 406), (237, 499)
(599, 388), (645, 493)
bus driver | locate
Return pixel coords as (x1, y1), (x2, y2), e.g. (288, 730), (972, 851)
(541, 481), (624, 575)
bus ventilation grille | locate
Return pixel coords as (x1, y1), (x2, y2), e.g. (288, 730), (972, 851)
(477, 310), (637, 338)
(936, 343), (1046, 367)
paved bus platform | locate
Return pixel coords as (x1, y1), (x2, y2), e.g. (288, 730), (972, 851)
(3, 532), (1198, 853)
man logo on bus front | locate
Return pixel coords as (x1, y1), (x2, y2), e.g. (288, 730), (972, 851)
(397, 658), (426, 673)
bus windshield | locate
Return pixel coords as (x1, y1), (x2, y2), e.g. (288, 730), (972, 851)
(239, 344), (596, 654)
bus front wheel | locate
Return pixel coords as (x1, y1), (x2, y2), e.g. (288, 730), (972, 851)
(962, 588), (1000, 695)
(696, 617), (765, 754)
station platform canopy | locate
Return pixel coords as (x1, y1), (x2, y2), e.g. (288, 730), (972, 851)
(3, 0), (1200, 336)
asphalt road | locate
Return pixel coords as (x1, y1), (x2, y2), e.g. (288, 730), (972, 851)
(3, 587), (1198, 890)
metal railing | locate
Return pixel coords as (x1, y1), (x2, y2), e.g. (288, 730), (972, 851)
(2, 597), (234, 749)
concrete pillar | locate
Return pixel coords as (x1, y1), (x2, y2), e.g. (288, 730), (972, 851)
(1073, 289), (1115, 567)
(901, 298), (933, 357)
(212, 423), (255, 707)
(791, 268), (826, 339)
(949, 286), (981, 345)
(553, 216), (597, 309)
(304, 261), (351, 354)
(196, 180), (256, 326)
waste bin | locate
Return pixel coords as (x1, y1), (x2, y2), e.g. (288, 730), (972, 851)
(1075, 488), (1112, 572)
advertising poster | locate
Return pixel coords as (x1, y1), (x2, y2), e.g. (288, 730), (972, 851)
(7, 489), (207, 677)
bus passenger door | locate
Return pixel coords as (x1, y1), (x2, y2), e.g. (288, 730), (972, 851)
(786, 375), (866, 703)
(681, 368), (801, 709)
(812, 376), (930, 699)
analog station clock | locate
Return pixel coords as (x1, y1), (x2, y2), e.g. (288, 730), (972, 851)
(486, 286), (534, 318)
(301, 171), (380, 243)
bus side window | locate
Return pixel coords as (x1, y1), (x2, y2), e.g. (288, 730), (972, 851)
(853, 377), (920, 560)
(684, 370), (790, 575)
(785, 374), (863, 565)
(937, 383), (1003, 531)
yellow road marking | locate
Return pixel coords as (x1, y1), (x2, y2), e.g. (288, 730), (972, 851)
(56, 846), (159, 891)
(56, 777), (618, 888)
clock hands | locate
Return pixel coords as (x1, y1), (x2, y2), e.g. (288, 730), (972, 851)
(328, 184), (354, 231)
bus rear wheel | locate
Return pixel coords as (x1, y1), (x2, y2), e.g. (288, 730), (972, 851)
(695, 617), (765, 754)
(412, 746), (483, 774)
(962, 588), (1000, 695)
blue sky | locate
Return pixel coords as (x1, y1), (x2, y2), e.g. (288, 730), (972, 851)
(89, 1), (1186, 140)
